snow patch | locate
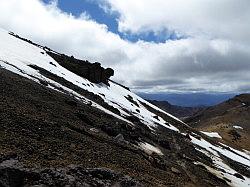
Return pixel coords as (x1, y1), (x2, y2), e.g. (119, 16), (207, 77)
(201, 131), (222, 138)
(139, 142), (163, 155)
(233, 126), (243, 130)
(194, 160), (250, 187)
(191, 136), (250, 187)
(190, 136), (250, 167)
(219, 143), (250, 161)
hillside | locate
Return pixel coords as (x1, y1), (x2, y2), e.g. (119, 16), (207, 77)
(185, 94), (250, 151)
(147, 100), (205, 119)
(0, 28), (250, 187)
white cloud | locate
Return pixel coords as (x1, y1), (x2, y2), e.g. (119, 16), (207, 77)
(0, 0), (250, 93)
(0, 0), (128, 64)
(103, 0), (250, 43)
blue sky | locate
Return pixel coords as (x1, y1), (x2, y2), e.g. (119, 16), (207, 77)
(42, 0), (181, 43)
(43, 0), (118, 33)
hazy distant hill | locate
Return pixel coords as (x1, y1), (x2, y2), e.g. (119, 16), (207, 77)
(185, 94), (250, 151)
(139, 92), (235, 107)
(147, 100), (205, 119)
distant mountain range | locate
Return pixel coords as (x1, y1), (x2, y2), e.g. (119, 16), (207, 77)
(149, 95), (250, 153)
(147, 100), (205, 119)
(139, 92), (236, 107)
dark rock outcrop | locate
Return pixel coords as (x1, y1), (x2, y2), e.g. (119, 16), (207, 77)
(0, 159), (141, 187)
(8, 32), (114, 85)
(46, 52), (114, 85)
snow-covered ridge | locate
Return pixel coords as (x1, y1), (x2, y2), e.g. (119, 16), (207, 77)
(0, 28), (180, 132)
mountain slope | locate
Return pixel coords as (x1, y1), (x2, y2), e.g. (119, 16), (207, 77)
(0, 28), (250, 187)
(185, 94), (250, 151)
(147, 100), (205, 119)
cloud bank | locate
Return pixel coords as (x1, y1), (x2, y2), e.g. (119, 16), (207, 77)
(0, 0), (249, 93)
(103, 0), (250, 43)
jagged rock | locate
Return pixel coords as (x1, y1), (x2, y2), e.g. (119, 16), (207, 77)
(26, 42), (114, 85)
(46, 52), (114, 85)
(0, 161), (142, 187)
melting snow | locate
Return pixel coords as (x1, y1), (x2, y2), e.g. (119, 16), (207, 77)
(200, 131), (222, 138)
(233, 126), (243, 130)
(139, 142), (163, 155)
(191, 136), (250, 167)
(191, 136), (250, 186)
(219, 143), (250, 161)
(194, 159), (250, 187)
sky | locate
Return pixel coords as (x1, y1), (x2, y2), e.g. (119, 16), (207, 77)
(0, 0), (250, 97)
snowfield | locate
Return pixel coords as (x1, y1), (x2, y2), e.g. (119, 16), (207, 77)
(0, 28), (179, 132)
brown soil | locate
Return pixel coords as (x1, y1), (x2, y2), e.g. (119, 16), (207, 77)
(185, 94), (250, 151)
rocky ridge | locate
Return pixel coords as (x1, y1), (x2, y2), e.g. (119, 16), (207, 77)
(9, 31), (114, 85)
